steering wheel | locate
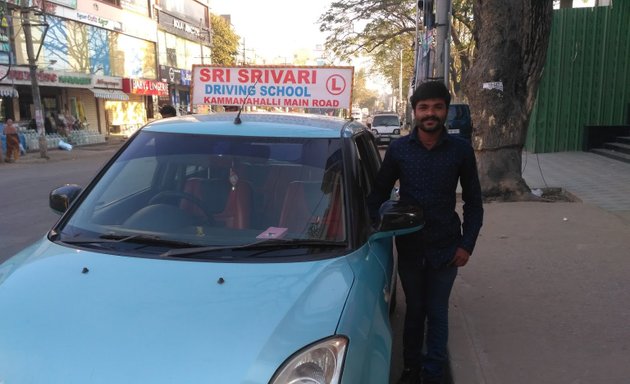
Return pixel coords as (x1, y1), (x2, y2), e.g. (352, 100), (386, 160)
(148, 190), (213, 220)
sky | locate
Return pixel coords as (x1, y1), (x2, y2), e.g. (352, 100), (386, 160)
(209, 0), (392, 94)
(211, 0), (332, 63)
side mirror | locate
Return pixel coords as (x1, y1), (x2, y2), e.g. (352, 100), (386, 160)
(372, 200), (424, 238)
(49, 184), (83, 214)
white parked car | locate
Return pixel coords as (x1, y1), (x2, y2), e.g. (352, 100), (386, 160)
(370, 112), (401, 146)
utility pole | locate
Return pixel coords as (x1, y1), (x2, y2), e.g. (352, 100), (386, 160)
(414, 0), (450, 88)
(414, 0), (433, 88)
(434, 0), (450, 85)
(398, 49), (403, 115)
(20, 4), (48, 159)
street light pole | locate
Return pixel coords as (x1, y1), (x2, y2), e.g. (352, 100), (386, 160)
(21, 7), (48, 158)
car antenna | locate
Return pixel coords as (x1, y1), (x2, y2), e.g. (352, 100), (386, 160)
(234, 78), (260, 125)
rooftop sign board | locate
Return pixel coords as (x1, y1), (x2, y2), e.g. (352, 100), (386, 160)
(191, 65), (354, 110)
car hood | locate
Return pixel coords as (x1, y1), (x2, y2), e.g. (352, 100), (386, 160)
(0, 240), (354, 383)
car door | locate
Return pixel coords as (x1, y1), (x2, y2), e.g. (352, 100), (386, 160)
(352, 133), (395, 291)
(335, 132), (394, 383)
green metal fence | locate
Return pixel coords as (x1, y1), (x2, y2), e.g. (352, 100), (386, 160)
(526, 3), (630, 153)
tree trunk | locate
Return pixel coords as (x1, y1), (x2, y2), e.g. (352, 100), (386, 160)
(463, 1), (553, 200)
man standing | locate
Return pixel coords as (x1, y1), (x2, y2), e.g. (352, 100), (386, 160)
(3, 119), (20, 163)
(368, 81), (483, 384)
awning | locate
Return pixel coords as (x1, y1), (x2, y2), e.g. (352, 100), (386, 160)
(0, 86), (18, 97)
(91, 89), (129, 101)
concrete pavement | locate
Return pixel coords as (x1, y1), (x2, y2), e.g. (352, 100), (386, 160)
(449, 152), (630, 384)
(521, 151), (630, 218)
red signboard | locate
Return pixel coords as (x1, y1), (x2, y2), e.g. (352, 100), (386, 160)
(122, 78), (169, 96)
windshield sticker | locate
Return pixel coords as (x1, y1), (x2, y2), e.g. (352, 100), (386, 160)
(256, 227), (288, 239)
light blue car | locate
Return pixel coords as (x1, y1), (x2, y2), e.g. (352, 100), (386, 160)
(0, 113), (423, 383)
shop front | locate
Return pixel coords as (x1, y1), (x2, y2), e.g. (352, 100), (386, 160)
(158, 65), (192, 114)
(0, 68), (98, 133)
(0, 85), (19, 122)
(117, 78), (169, 137)
(91, 75), (131, 137)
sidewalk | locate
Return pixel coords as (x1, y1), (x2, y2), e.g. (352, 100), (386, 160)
(3, 136), (126, 165)
(449, 152), (630, 384)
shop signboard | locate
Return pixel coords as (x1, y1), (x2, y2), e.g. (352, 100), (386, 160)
(159, 65), (192, 86)
(122, 78), (169, 96)
(0, 69), (92, 88)
(49, 7), (123, 32)
(191, 65), (354, 109)
(157, 10), (210, 43)
(92, 75), (123, 89)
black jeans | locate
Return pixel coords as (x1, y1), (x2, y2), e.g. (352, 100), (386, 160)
(397, 243), (458, 379)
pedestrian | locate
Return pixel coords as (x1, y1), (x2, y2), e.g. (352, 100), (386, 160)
(159, 104), (177, 118)
(3, 119), (20, 163)
(55, 112), (69, 137)
(64, 110), (75, 127)
(44, 113), (55, 134)
(367, 81), (483, 384)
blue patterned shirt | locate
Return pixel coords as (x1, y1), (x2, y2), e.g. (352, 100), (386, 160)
(368, 128), (483, 266)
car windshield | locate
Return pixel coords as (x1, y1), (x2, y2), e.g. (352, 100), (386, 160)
(58, 131), (346, 256)
(372, 115), (399, 126)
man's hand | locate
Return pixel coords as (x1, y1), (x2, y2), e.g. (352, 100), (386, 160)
(450, 247), (471, 267)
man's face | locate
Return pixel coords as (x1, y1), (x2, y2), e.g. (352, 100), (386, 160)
(414, 98), (448, 133)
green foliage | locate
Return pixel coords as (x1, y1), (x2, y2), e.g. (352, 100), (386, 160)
(352, 68), (379, 111)
(319, 0), (416, 60)
(450, 0), (474, 98)
(210, 14), (240, 65)
(318, 0), (475, 100)
(319, 0), (417, 102)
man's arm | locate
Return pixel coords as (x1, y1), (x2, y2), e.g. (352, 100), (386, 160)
(458, 146), (484, 255)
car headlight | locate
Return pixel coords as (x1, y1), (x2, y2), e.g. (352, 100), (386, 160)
(393, 129), (400, 135)
(270, 336), (348, 384)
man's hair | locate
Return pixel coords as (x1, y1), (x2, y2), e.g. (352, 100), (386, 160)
(159, 104), (177, 117)
(409, 81), (451, 109)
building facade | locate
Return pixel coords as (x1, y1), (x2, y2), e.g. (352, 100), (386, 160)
(0, 0), (211, 138)
(155, 0), (211, 114)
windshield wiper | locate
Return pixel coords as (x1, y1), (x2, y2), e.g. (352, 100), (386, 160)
(60, 233), (196, 248)
(160, 239), (345, 259)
